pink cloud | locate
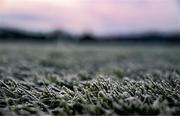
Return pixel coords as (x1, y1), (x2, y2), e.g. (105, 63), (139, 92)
(0, 0), (179, 35)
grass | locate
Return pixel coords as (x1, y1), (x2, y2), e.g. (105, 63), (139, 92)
(0, 43), (180, 115)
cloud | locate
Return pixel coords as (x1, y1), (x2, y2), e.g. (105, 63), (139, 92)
(0, 0), (180, 35)
(0, 13), (50, 21)
(177, 0), (180, 6)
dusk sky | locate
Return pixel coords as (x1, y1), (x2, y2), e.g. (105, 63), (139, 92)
(0, 0), (180, 35)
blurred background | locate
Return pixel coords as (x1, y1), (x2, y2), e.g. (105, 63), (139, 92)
(0, 0), (180, 42)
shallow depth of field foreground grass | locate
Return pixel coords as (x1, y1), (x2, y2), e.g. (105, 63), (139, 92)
(0, 43), (180, 115)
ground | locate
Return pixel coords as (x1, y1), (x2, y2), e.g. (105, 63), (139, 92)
(0, 42), (180, 115)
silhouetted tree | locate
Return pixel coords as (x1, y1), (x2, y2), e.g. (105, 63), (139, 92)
(79, 33), (96, 42)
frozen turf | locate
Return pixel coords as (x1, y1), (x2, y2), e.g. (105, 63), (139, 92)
(0, 43), (180, 115)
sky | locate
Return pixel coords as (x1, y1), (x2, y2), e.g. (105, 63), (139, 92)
(0, 0), (180, 35)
